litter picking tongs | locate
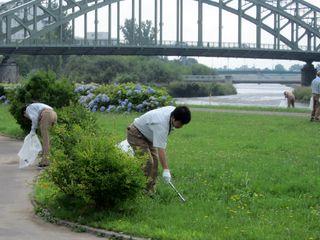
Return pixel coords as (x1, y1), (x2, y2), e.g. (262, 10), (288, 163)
(168, 181), (186, 202)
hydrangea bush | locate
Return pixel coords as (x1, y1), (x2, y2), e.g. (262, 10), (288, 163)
(0, 95), (9, 104)
(75, 83), (174, 113)
(0, 86), (9, 104)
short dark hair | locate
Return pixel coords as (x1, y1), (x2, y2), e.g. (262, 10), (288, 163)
(172, 106), (191, 124)
(21, 104), (28, 117)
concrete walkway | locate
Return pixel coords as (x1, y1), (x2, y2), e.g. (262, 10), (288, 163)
(0, 135), (102, 240)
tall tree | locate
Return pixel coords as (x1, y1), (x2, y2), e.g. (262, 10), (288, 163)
(289, 64), (303, 72)
(121, 19), (156, 45)
(274, 64), (286, 72)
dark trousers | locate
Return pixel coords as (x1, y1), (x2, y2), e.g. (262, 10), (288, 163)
(311, 94), (320, 120)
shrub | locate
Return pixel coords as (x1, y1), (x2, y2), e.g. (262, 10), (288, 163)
(75, 82), (173, 113)
(52, 103), (98, 152)
(9, 70), (75, 133)
(0, 86), (4, 96)
(210, 82), (237, 96)
(167, 82), (209, 97)
(293, 86), (312, 103)
(114, 73), (139, 83)
(167, 82), (237, 97)
(48, 105), (145, 208)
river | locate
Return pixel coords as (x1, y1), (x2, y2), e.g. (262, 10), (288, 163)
(175, 83), (310, 109)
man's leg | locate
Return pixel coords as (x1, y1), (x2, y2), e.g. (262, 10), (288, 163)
(315, 95), (320, 120)
(311, 95), (318, 121)
(39, 110), (56, 165)
(147, 143), (159, 192)
(127, 125), (158, 192)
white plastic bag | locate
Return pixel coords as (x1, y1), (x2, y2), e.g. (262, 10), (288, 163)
(18, 133), (42, 168)
(279, 99), (287, 108)
(309, 97), (314, 110)
(117, 139), (134, 156)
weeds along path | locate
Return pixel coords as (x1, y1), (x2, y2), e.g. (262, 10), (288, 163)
(0, 135), (101, 240)
(191, 107), (309, 118)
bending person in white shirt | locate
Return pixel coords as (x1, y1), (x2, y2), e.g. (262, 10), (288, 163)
(127, 106), (191, 193)
(22, 103), (57, 167)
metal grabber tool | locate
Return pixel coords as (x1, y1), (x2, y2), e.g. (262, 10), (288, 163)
(168, 181), (186, 203)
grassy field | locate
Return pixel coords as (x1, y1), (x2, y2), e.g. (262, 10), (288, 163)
(1, 105), (320, 239)
(0, 105), (23, 138)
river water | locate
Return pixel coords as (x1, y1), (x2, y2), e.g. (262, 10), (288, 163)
(175, 83), (310, 109)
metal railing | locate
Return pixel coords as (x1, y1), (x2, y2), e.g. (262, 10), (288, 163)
(0, 38), (312, 52)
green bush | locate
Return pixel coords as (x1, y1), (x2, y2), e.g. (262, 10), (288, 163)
(9, 70), (75, 133)
(52, 103), (97, 152)
(167, 82), (237, 97)
(114, 73), (139, 83)
(0, 86), (4, 96)
(167, 82), (209, 97)
(293, 86), (312, 103)
(48, 105), (145, 208)
(210, 82), (237, 96)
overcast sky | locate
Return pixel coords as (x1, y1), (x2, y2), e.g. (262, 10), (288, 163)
(3, 0), (319, 69)
(74, 0), (320, 70)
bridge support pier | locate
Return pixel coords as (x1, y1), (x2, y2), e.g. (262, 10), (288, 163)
(0, 56), (19, 83)
(301, 61), (317, 86)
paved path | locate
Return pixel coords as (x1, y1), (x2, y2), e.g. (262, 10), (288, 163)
(0, 135), (102, 240)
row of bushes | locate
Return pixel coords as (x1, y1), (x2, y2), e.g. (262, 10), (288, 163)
(166, 82), (237, 98)
(7, 70), (146, 209)
(76, 83), (173, 113)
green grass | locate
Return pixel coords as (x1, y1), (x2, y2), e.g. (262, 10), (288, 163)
(0, 105), (23, 138)
(36, 111), (320, 240)
(1, 106), (320, 239)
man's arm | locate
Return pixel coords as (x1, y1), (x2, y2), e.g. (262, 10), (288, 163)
(158, 148), (171, 183)
(158, 148), (168, 170)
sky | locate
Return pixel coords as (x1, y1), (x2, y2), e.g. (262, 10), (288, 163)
(71, 0), (320, 70)
(3, 0), (319, 70)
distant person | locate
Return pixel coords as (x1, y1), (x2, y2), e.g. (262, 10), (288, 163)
(126, 106), (191, 193)
(283, 91), (295, 108)
(310, 71), (320, 122)
(22, 103), (57, 167)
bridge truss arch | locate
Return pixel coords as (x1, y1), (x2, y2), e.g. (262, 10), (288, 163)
(0, 0), (319, 62)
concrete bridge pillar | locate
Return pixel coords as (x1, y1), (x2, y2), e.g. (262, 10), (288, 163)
(0, 56), (19, 83)
(301, 61), (317, 86)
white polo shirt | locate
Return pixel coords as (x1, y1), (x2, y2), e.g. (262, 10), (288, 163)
(311, 76), (320, 94)
(26, 103), (53, 131)
(133, 106), (175, 149)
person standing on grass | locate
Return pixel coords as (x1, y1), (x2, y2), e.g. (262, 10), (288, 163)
(126, 106), (191, 193)
(310, 71), (320, 122)
(283, 91), (295, 108)
(22, 103), (57, 167)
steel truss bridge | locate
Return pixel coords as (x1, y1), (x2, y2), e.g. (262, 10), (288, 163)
(0, 0), (319, 62)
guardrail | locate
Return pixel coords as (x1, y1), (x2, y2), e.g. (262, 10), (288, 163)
(0, 39), (311, 52)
